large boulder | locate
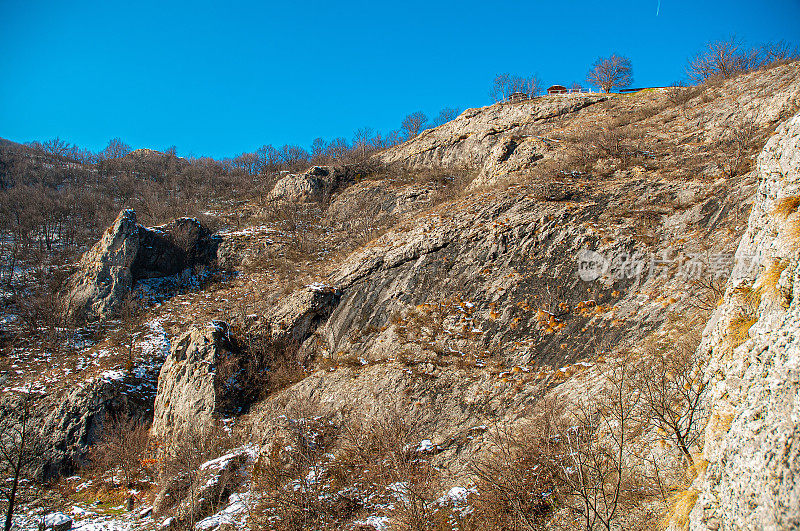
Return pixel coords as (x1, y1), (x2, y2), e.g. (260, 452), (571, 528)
(63, 210), (218, 324)
(63, 209), (140, 325)
(268, 166), (351, 203)
(151, 322), (234, 441)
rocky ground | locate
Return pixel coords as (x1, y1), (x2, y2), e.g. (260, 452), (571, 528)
(2, 62), (800, 530)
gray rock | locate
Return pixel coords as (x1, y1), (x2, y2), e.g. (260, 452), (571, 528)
(689, 111), (800, 530)
(268, 165), (351, 203)
(63, 209), (140, 324)
(151, 322), (234, 440)
(63, 210), (218, 324)
(38, 512), (71, 531)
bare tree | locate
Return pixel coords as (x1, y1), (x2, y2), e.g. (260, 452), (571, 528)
(558, 358), (642, 531)
(718, 116), (759, 178)
(326, 137), (349, 161)
(489, 73), (541, 102)
(401, 112), (428, 139)
(432, 108), (460, 127)
(586, 55), (633, 93)
(759, 40), (800, 65)
(634, 328), (708, 468)
(687, 37), (760, 83)
(90, 417), (151, 488)
(351, 127), (375, 161)
(101, 137), (131, 160)
(41, 138), (72, 158)
(0, 393), (47, 531)
(310, 137), (328, 165)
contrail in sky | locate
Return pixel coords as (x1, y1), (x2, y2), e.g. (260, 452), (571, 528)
(657, 0), (661, 16)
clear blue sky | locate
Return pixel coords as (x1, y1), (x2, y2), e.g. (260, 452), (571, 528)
(1, 0), (798, 159)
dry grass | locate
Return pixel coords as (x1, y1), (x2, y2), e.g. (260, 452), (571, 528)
(756, 258), (789, 303)
(660, 488), (699, 530)
(771, 195), (800, 219)
(727, 314), (758, 350)
(785, 215), (800, 246)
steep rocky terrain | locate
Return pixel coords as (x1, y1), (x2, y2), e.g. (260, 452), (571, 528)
(3, 62), (800, 530)
(689, 110), (800, 530)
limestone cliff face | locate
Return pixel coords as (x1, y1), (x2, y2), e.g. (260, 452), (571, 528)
(689, 112), (800, 530)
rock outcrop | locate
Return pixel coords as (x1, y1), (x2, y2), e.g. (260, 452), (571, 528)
(63, 209), (140, 325)
(152, 285), (340, 441)
(689, 111), (800, 530)
(0, 373), (153, 479)
(151, 322), (234, 440)
(268, 165), (352, 203)
(64, 210), (218, 324)
(379, 94), (606, 186)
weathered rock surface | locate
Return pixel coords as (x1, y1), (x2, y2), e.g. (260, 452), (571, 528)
(268, 165), (352, 203)
(0, 373), (153, 479)
(689, 111), (800, 530)
(379, 94), (606, 186)
(151, 322), (234, 440)
(64, 210), (218, 323)
(151, 284), (339, 441)
(63, 209), (140, 324)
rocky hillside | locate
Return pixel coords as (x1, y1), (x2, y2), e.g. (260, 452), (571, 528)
(689, 109), (800, 530)
(2, 62), (800, 530)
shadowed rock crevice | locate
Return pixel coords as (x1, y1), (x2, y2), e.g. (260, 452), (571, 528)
(63, 209), (219, 324)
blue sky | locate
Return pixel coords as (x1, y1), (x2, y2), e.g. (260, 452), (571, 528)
(1, 0), (798, 159)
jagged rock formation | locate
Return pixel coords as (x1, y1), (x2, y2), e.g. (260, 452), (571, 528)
(7, 63), (800, 529)
(152, 286), (340, 440)
(0, 373), (153, 479)
(268, 165), (352, 203)
(689, 111), (800, 530)
(151, 322), (234, 440)
(63, 209), (140, 324)
(64, 209), (218, 323)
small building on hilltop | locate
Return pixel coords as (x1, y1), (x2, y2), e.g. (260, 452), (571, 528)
(508, 92), (529, 103)
(547, 84), (568, 95)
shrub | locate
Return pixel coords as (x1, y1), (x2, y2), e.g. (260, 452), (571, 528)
(717, 117), (759, 179)
(469, 418), (564, 529)
(89, 418), (152, 488)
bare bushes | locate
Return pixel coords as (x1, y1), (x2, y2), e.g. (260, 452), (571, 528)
(717, 117), (760, 179)
(688, 37), (799, 84)
(227, 325), (304, 407)
(469, 344), (710, 530)
(632, 326), (708, 468)
(467, 360), (651, 531)
(153, 423), (238, 527)
(469, 416), (564, 529)
(250, 414), (344, 530)
(567, 124), (649, 175)
(89, 417), (153, 488)
(249, 410), (450, 531)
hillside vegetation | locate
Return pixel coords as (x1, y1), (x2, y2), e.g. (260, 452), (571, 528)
(0, 57), (799, 530)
